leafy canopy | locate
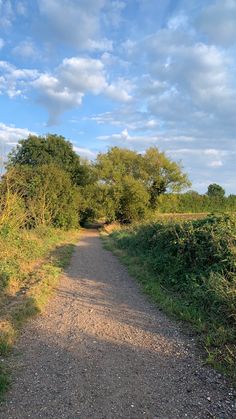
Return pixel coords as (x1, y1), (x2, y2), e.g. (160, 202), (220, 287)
(2, 164), (80, 229)
(7, 134), (90, 186)
(95, 146), (190, 210)
(207, 183), (225, 199)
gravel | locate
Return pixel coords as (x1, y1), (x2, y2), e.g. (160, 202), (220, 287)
(1, 229), (235, 418)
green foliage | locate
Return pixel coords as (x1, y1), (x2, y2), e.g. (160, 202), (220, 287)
(207, 183), (225, 199)
(109, 215), (236, 380)
(117, 176), (149, 223)
(0, 225), (78, 398)
(90, 146), (190, 223)
(142, 147), (191, 206)
(7, 133), (90, 187)
(156, 190), (236, 213)
(1, 164), (80, 229)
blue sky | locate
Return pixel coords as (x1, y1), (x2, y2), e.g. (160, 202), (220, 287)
(0, 0), (236, 193)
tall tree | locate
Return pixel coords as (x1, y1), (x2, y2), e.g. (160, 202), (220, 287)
(207, 184), (225, 199)
(95, 146), (190, 210)
(7, 134), (91, 187)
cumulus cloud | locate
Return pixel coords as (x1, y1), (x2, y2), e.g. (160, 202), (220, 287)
(32, 57), (132, 124)
(0, 123), (36, 169)
(0, 122), (35, 145)
(12, 39), (39, 59)
(124, 23), (236, 147)
(36, 0), (113, 51)
(197, 0), (236, 46)
(0, 60), (39, 97)
(0, 56), (132, 123)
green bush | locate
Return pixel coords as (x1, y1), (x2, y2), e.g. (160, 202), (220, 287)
(1, 165), (80, 229)
(110, 215), (236, 379)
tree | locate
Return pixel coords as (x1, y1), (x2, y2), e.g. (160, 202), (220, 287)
(95, 147), (190, 217)
(2, 164), (80, 229)
(142, 148), (190, 207)
(116, 176), (150, 223)
(206, 184), (225, 199)
(7, 134), (91, 187)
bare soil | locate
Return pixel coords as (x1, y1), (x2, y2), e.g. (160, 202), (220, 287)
(1, 230), (235, 418)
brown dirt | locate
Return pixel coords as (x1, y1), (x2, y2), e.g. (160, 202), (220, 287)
(1, 229), (235, 418)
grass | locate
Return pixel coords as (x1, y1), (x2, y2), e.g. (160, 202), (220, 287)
(102, 214), (236, 384)
(0, 226), (79, 398)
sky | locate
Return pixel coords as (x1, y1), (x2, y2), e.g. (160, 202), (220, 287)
(0, 0), (236, 194)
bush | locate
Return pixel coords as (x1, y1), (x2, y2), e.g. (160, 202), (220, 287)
(1, 165), (80, 229)
(110, 215), (236, 379)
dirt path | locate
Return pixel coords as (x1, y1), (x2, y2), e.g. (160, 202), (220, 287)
(1, 230), (235, 419)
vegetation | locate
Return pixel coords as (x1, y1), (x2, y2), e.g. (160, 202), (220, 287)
(156, 190), (236, 214)
(104, 215), (236, 382)
(86, 146), (190, 223)
(0, 225), (78, 396)
(7, 133), (90, 187)
(0, 134), (83, 396)
(0, 132), (235, 391)
(1, 165), (80, 229)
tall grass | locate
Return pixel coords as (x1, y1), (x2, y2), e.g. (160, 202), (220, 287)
(0, 223), (79, 397)
(106, 215), (236, 382)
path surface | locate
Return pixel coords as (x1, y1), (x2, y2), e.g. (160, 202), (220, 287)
(1, 230), (235, 419)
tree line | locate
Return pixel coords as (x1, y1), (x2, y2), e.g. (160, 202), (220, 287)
(0, 134), (234, 230)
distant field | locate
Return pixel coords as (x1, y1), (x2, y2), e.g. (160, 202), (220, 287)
(154, 212), (209, 221)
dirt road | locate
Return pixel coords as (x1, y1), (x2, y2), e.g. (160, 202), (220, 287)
(1, 230), (235, 418)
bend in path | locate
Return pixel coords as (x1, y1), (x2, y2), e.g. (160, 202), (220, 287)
(1, 230), (235, 419)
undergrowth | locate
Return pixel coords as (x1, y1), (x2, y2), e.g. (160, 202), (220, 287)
(104, 214), (236, 383)
(0, 225), (79, 398)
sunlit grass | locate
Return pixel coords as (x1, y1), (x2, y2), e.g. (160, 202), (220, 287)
(0, 226), (79, 398)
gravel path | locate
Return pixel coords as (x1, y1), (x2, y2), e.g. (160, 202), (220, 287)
(1, 230), (235, 419)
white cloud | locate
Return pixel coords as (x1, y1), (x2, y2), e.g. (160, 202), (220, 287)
(87, 38), (113, 52)
(103, 1), (126, 28)
(0, 122), (36, 145)
(73, 146), (97, 160)
(97, 128), (165, 148)
(0, 56), (132, 122)
(105, 78), (133, 102)
(89, 107), (160, 131)
(0, 60), (39, 98)
(198, 0), (236, 46)
(0, 0), (13, 28)
(32, 57), (132, 124)
(37, 0), (112, 51)
(58, 57), (107, 94)
(167, 13), (188, 30)
(12, 39), (38, 59)
(208, 160), (223, 168)
(33, 73), (84, 125)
